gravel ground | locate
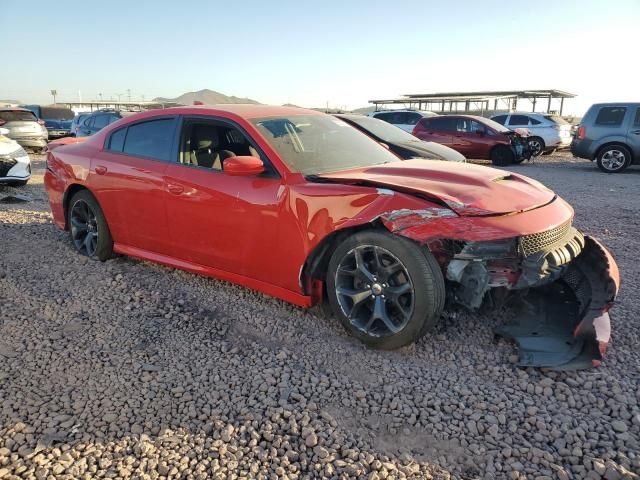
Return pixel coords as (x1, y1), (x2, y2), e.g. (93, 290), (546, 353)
(0, 153), (638, 480)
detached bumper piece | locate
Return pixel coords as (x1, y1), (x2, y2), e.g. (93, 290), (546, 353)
(496, 236), (620, 369)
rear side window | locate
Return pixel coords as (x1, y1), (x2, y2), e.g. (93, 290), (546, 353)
(492, 115), (507, 125)
(93, 115), (110, 129)
(0, 110), (38, 122)
(429, 117), (457, 132)
(508, 115), (530, 126)
(529, 117), (542, 125)
(634, 108), (640, 126)
(107, 127), (127, 152)
(122, 119), (175, 161)
(595, 107), (626, 126)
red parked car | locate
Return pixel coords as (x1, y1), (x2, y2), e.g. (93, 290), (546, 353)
(45, 105), (618, 368)
(412, 114), (532, 165)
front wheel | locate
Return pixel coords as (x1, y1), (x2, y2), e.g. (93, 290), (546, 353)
(68, 190), (113, 261)
(490, 145), (514, 166)
(326, 230), (445, 350)
(597, 145), (631, 173)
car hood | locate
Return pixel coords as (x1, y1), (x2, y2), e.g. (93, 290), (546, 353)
(317, 159), (556, 216)
(395, 139), (466, 162)
(0, 135), (22, 155)
(45, 119), (72, 129)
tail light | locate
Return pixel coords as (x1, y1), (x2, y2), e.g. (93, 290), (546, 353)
(38, 119), (46, 125)
(577, 126), (586, 140)
(0, 119), (5, 126)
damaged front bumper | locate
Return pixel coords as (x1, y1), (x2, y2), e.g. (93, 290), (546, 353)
(495, 236), (619, 369)
(445, 229), (619, 369)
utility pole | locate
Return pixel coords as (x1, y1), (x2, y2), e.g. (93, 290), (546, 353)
(50, 89), (57, 104)
(126, 89), (131, 102)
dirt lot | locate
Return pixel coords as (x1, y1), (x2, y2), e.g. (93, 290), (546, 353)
(0, 153), (638, 480)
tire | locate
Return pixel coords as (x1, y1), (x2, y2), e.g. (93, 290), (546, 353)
(596, 145), (632, 173)
(490, 145), (514, 166)
(528, 137), (545, 157)
(326, 230), (445, 350)
(67, 190), (113, 261)
(8, 180), (28, 187)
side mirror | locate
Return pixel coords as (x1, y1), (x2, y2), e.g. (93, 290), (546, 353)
(224, 156), (265, 176)
(0, 127), (9, 136)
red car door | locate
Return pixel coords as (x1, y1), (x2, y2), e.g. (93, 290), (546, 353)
(414, 117), (455, 147)
(452, 118), (497, 159)
(163, 117), (284, 283)
(90, 117), (178, 254)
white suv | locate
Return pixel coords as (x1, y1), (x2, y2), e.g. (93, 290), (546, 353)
(491, 112), (572, 156)
(369, 110), (437, 133)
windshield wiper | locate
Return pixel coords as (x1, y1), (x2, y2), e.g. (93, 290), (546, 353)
(305, 174), (336, 183)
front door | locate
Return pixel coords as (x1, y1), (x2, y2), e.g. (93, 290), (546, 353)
(164, 117), (284, 283)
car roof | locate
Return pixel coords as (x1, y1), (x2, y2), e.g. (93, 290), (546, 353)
(165, 104), (321, 118)
(589, 102), (640, 107)
(372, 109), (432, 114)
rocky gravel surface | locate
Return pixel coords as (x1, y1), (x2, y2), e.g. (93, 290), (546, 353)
(0, 153), (638, 479)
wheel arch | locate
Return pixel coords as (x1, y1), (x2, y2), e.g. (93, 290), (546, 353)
(62, 183), (93, 230)
(595, 141), (635, 163)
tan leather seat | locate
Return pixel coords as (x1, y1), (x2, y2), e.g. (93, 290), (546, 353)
(189, 125), (235, 170)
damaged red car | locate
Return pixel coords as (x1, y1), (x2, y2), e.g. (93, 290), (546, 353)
(44, 106), (619, 369)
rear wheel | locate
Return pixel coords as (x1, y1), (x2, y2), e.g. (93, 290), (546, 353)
(490, 145), (514, 166)
(68, 190), (113, 261)
(528, 137), (545, 156)
(596, 145), (631, 173)
(326, 230), (445, 350)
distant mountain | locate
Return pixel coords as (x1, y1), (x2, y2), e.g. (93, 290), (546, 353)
(153, 89), (260, 106)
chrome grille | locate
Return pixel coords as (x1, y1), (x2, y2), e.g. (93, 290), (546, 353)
(520, 222), (572, 257)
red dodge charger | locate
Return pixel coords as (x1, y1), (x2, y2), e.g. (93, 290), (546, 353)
(45, 105), (619, 369)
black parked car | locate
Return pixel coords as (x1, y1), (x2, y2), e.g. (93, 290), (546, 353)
(334, 114), (466, 162)
(77, 109), (135, 137)
(21, 105), (75, 139)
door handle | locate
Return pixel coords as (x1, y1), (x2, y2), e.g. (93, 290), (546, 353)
(631, 130), (640, 135)
(95, 165), (107, 175)
(167, 184), (184, 195)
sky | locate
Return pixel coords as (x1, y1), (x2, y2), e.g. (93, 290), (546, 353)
(2, 0), (639, 115)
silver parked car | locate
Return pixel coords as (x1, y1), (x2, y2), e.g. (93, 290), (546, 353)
(571, 102), (640, 173)
(491, 112), (572, 156)
(368, 110), (438, 133)
(0, 108), (48, 151)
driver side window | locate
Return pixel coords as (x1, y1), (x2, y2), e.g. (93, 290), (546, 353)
(179, 120), (265, 173)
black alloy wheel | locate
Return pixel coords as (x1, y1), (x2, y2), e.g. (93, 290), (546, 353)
(334, 245), (414, 337)
(70, 199), (99, 256)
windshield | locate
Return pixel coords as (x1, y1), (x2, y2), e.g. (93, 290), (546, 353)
(0, 110), (37, 122)
(478, 117), (511, 132)
(41, 107), (75, 120)
(544, 114), (569, 125)
(342, 115), (419, 143)
(251, 115), (400, 175)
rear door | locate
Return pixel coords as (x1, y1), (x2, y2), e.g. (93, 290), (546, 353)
(415, 116), (456, 147)
(628, 107), (640, 159)
(90, 116), (178, 253)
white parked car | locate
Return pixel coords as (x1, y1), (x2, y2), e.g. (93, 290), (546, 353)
(491, 112), (572, 156)
(0, 127), (31, 186)
(368, 110), (438, 133)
